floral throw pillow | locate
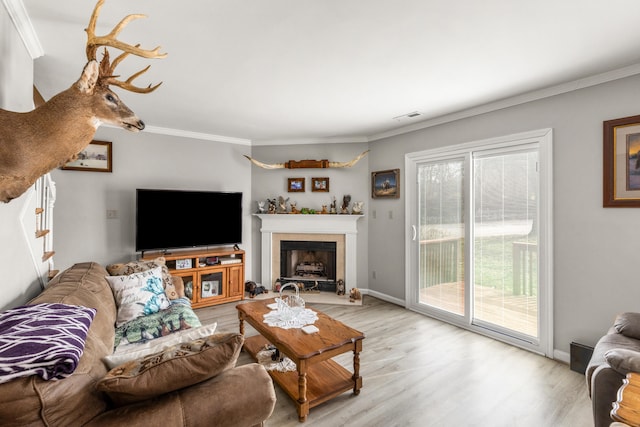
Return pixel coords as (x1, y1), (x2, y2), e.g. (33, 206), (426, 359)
(112, 301), (202, 349)
(106, 266), (170, 327)
(106, 257), (181, 300)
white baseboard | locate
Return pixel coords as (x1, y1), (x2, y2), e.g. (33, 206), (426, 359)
(554, 349), (570, 365)
(362, 288), (405, 307)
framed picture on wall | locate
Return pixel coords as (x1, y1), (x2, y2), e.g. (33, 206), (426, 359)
(287, 177), (305, 192)
(61, 140), (112, 172)
(603, 115), (640, 207)
(371, 169), (400, 199)
(311, 177), (329, 192)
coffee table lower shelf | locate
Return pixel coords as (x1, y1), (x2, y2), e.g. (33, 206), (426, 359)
(243, 334), (357, 417)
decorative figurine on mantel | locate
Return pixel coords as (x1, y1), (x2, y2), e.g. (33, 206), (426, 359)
(277, 196), (289, 213)
(290, 202), (300, 214)
(352, 201), (364, 215)
(267, 199), (277, 214)
(320, 205), (328, 214)
(341, 195), (351, 214)
(330, 197), (337, 214)
(257, 201), (266, 214)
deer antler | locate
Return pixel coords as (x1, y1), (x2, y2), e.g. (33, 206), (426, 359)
(86, 0), (167, 93)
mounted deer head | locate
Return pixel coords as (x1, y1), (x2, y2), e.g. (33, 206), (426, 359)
(0, 0), (166, 203)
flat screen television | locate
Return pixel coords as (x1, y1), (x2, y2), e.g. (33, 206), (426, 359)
(135, 189), (242, 252)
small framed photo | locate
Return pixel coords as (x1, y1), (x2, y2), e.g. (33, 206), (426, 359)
(201, 280), (220, 298)
(372, 169), (400, 199)
(311, 177), (329, 192)
(288, 177), (305, 192)
(604, 114), (640, 207)
(61, 140), (112, 172)
(175, 258), (192, 270)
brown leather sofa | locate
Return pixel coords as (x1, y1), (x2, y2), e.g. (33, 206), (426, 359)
(0, 262), (276, 426)
(587, 312), (640, 427)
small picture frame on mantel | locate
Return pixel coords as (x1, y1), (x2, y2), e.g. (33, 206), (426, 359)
(311, 177), (329, 192)
(288, 177), (305, 192)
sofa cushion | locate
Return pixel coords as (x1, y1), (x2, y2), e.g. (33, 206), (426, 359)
(113, 300), (202, 348)
(104, 322), (217, 369)
(106, 266), (171, 327)
(614, 312), (640, 339)
(605, 348), (640, 375)
(96, 333), (243, 405)
(106, 257), (183, 300)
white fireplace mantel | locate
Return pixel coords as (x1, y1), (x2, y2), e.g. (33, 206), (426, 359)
(255, 214), (363, 290)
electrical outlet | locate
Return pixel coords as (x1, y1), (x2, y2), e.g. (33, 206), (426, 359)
(388, 210), (393, 219)
(372, 210), (377, 219)
(372, 270), (377, 279)
(106, 209), (118, 219)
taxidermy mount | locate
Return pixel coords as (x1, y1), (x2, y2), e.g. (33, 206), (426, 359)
(0, 0), (166, 203)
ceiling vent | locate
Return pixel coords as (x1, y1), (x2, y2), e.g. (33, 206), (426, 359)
(393, 111), (423, 122)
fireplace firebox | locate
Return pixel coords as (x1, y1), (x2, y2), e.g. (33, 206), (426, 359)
(280, 240), (337, 292)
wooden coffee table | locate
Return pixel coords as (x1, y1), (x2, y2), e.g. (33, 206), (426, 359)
(237, 299), (364, 422)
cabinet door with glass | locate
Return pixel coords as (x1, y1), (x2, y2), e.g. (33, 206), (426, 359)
(175, 273), (196, 304)
(197, 268), (226, 303)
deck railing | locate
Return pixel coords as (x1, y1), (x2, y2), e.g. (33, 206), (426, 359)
(419, 237), (462, 288)
(512, 241), (537, 296)
(420, 237), (537, 296)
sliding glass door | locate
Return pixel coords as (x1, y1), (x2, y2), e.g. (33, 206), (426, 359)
(417, 158), (465, 316)
(473, 149), (538, 338)
(406, 129), (552, 355)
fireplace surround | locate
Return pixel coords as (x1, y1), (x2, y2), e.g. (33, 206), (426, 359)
(256, 214), (362, 294)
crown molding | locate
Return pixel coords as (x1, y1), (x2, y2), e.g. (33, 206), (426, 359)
(143, 125), (252, 145)
(3, 0), (43, 59)
(251, 135), (369, 147)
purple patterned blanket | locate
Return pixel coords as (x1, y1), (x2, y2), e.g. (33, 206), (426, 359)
(0, 303), (96, 384)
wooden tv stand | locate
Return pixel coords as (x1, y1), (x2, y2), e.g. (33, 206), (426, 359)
(141, 248), (244, 308)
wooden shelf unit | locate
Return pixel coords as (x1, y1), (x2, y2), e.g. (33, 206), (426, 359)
(141, 248), (245, 309)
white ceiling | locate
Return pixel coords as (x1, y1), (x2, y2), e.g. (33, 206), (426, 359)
(20, 0), (640, 144)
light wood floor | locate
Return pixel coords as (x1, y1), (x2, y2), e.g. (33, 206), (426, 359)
(196, 296), (593, 427)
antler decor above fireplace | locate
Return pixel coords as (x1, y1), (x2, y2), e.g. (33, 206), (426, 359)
(243, 150), (369, 169)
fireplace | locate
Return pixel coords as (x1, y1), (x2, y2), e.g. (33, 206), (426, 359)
(280, 240), (337, 291)
(256, 214), (362, 294)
